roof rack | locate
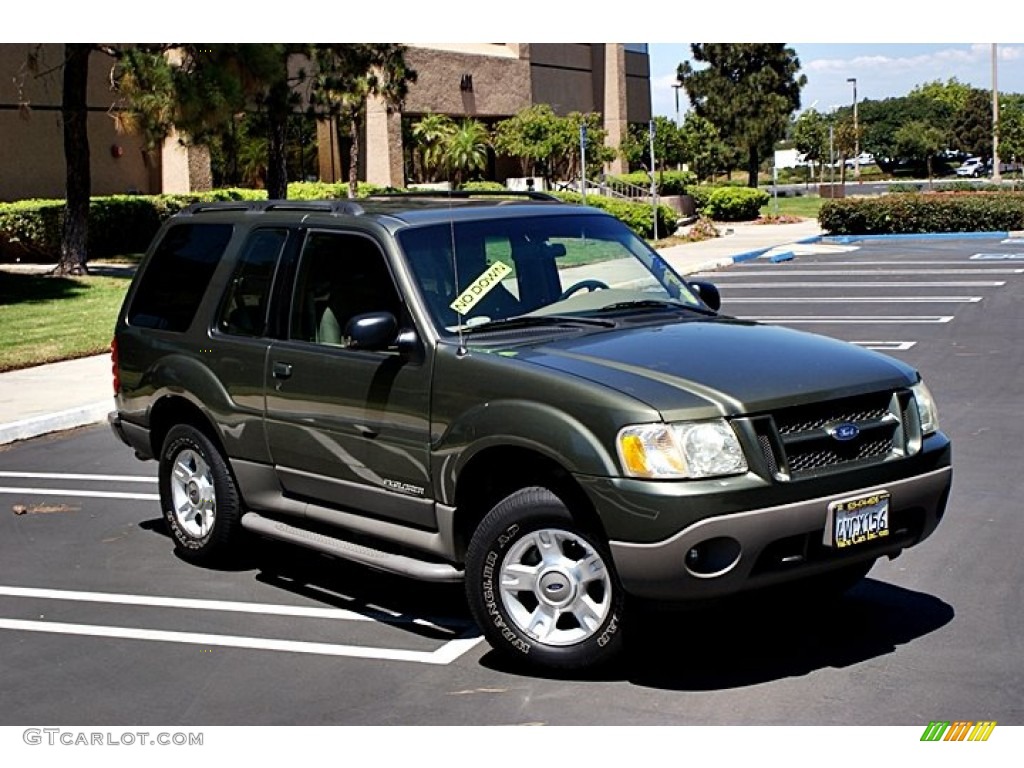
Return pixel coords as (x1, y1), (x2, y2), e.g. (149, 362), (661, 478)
(180, 200), (365, 216)
(366, 190), (560, 203)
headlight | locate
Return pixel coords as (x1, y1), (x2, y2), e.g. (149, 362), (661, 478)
(617, 420), (748, 479)
(911, 380), (940, 435)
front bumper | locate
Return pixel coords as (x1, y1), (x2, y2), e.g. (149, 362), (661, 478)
(604, 464), (952, 601)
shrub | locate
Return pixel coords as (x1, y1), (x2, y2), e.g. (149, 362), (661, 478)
(551, 191), (679, 240)
(818, 192), (1024, 235)
(609, 170), (696, 196)
(459, 181), (508, 192)
(1, 184), (683, 261)
(700, 187), (770, 221)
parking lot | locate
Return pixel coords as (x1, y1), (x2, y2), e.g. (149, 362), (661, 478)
(1, 234), (1022, 727)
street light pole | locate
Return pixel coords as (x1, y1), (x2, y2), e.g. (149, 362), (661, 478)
(672, 83), (682, 128)
(992, 44), (1001, 184)
(847, 77), (859, 182)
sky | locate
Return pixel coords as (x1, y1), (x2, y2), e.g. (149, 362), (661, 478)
(650, 44), (1024, 122)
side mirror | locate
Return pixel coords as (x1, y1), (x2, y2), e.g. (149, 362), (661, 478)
(345, 312), (398, 350)
(689, 281), (721, 312)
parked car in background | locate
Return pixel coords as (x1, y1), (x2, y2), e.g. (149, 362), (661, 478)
(956, 157), (987, 177)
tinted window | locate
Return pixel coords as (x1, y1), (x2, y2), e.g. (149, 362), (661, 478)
(217, 228), (287, 337)
(128, 223), (233, 332)
(290, 232), (402, 347)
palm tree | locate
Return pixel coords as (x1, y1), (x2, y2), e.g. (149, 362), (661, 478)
(443, 119), (491, 187)
(310, 45), (416, 198)
(411, 113), (456, 182)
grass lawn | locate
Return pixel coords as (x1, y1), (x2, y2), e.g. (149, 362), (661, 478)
(760, 194), (825, 219)
(0, 270), (130, 372)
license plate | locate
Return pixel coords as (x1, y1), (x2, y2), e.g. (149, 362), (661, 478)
(826, 491), (890, 549)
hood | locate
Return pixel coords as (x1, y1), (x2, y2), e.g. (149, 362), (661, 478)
(515, 318), (918, 418)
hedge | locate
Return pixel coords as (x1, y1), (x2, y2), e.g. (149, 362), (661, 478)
(609, 170), (697, 196)
(818, 192), (1024, 235)
(551, 191), (679, 240)
(687, 186), (769, 221)
(0, 188), (264, 262)
(0, 182), (680, 261)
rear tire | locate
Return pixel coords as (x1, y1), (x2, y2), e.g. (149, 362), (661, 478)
(158, 424), (242, 564)
(465, 487), (625, 671)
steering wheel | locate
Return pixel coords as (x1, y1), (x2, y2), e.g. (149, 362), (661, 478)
(558, 279), (610, 301)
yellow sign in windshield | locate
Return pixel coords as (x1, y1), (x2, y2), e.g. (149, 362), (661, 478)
(449, 261), (513, 315)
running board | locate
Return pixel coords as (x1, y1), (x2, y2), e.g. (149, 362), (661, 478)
(241, 513), (464, 583)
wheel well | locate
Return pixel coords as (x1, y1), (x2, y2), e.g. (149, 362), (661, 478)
(452, 446), (604, 561)
(148, 397), (225, 459)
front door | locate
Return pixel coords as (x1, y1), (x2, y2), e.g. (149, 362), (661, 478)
(263, 229), (434, 529)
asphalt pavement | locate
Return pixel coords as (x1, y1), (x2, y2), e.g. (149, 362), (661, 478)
(0, 219), (826, 446)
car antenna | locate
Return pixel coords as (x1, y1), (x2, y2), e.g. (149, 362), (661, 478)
(447, 186), (467, 356)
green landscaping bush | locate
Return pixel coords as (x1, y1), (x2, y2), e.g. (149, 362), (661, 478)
(819, 192), (1024, 235)
(700, 187), (770, 221)
(609, 170), (696, 196)
(1, 182), (684, 261)
(552, 191), (679, 240)
(458, 181), (508, 192)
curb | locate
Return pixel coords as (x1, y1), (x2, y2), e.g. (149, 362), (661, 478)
(825, 231), (1010, 245)
(0, 401), (111, 446)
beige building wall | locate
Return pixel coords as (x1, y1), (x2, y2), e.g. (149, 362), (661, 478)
(364, 43), (651, 188)
(0, 44), (156, 202)
(0, 43), (652, 200)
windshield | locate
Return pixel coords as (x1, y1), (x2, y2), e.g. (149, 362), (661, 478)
(396, 212), (703, 333)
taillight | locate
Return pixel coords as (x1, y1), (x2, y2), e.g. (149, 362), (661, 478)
(111, 337), (120, 395)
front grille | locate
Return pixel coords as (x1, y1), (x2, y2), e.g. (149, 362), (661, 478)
(753, 390), (916, 480)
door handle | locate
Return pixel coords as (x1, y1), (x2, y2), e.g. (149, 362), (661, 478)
(272, 362), (293, 380)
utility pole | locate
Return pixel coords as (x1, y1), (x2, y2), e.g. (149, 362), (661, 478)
(579, 123), (588, 202)
(992, 44), (1001, 184)
(847, 77), (859, 182)
(649, 120), (658, 241)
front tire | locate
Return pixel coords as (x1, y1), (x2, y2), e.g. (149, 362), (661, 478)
(158, 424), (242, 564)
(465, 487), (625, 671)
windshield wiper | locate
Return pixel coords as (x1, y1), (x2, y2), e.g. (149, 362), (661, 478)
(596, 299), (716, 316)
(459, 314), (617, 333)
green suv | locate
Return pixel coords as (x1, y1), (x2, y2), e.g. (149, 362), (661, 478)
(109, 193), (952, 670)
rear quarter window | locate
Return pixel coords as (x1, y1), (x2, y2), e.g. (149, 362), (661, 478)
(127, 223), (233, 332)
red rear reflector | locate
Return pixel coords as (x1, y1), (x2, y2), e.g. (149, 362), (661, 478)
(111, 338), (120, 395)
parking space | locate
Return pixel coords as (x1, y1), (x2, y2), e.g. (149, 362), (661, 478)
(0, 430), (482, 685)
(693, 236), (1024, 357)
(2, 235), (1023, 726)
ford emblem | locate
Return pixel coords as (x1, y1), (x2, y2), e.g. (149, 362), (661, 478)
(828, 423), (860, 442)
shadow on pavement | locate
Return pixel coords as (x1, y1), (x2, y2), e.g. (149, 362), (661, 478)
(138, 518), (473, 641)
(479, 578), (954, 688)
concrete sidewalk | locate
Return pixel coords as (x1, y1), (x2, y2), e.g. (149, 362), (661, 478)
(0, 219), (824, 446)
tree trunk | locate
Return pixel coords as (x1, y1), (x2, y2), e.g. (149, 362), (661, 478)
(348, 116), (359, 199)
(57, 44), (92, 276)
(746, 147), (759, 188)
(265, 110), (289, 200)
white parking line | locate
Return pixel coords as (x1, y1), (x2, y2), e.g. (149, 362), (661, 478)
(852, 342), (917, 351)
(721, 268), (1024, 276)
(739, 316), (953, 324)
(725, 296), (982, 304)
(746, 260), (993, 266)
(0, 472), (156, 483)
(0, 618), (484, 665)
(0, 585), (462, 629)
(0, 585), (482, 664)
(0, 487), (159, 500)
(711, 281), (1007, 288)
